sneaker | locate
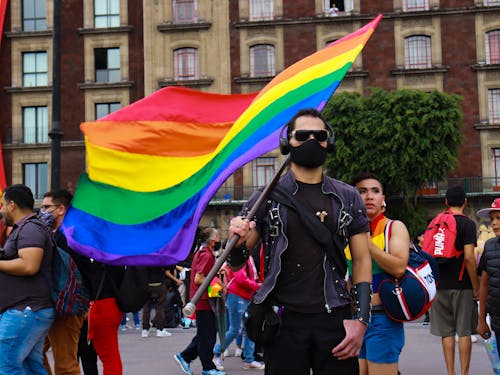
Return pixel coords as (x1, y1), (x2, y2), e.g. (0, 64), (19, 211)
(234, 347), (243, 357)
(243, 361), (265, 370)
(201, 370), (226, 375)
(119, 325), (127, 332)
(223, 349), (231, 358)
(471, 334), (478, 343)
(174, 353), (193, 375)
(141, 329), (149, 338)
(156, 328), (172, 337)
(213, 356), (224, 371)
(135, 324), (141, 330)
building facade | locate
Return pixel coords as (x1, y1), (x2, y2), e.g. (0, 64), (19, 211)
(0, 1), (498, 225)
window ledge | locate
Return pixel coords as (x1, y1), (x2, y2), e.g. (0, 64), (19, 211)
(390, 66), (449, 75)
(158, 78), (214, 88)
(77, 26), (134, 35)
(234, 75), (274, 84)
(5, 85), (52, 93)
(474, 122), (500, 130)
(6, 30), (52, 38)
(78, 81), (134, 90)
(157, 22), (211, 32)
(472, 63), (500, 71)
(345, 70), (369, 78)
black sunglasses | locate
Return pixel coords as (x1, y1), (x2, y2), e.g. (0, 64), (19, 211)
(292, 129), (328, 142)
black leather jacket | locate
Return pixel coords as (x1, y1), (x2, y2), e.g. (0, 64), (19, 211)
(244, 170), (369, 312)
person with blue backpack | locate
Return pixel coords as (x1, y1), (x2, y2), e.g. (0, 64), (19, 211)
(349, 172), (410, 375)
(0, 184), (56, 374)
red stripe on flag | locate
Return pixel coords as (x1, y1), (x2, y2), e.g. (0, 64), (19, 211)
(0, 140), (7, 193)
(0, 0), (8, 47)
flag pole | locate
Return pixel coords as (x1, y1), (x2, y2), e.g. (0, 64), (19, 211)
(183, 156), (290, 317)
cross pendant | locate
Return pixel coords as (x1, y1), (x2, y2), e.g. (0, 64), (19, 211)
(316, 210), (328, 223)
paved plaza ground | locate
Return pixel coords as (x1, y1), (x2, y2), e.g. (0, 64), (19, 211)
(50, 318), (493, 374)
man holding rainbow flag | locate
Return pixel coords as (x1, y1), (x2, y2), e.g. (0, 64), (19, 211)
(228, 108), (372, 374)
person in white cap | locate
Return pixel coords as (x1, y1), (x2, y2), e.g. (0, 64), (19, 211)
(476, 198), (500, 362)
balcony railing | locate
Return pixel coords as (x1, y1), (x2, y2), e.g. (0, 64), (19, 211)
(409, 177), (500, 196)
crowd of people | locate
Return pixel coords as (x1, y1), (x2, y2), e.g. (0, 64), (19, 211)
(0, 108), (498, 375)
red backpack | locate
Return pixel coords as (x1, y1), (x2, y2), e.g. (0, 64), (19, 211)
(422, 210), (466, 279)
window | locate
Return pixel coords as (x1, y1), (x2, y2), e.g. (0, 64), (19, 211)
(492, 148), (500, 187)
(403, 0), (429, 11)
(250, 44), (275, 77)
(323, 0), (353, 15)
(249, 0), (273, 21)
(173, 0), (197, 24)
(489, 89), (500, 124)
(22, 0), (46, 31)
(174, 48), (198, 80)
(94, 0), (120, 28)
(253, 157), (277, 187)
(404, 36), (432, 69)
(23, 162), (48, 199)
(486, 30), (500, 65)
(95, 48), (120, 83)
(23, 106), (48, 143)
(95, 102), (121, 119)
(22, 51), (48, 87)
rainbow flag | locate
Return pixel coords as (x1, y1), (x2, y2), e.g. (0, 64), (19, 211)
(0, 0), (8, 47)
(62, 15), (382, 266)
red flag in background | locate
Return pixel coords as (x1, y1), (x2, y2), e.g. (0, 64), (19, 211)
(0, 141), (6, 194)
(0, 0), (8, 47)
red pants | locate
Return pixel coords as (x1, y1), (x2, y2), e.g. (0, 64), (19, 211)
(88, 298), (123, 375)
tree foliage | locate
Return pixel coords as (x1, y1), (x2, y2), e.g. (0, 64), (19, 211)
(323, 88), (463, 235)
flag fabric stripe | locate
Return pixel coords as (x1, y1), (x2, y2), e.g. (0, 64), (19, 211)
(104, 86), (258, 123)
(83, 121), (237, 157)
(62, 15), (382, 265)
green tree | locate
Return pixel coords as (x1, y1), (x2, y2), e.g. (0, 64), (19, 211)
(323, 88), (463, 235)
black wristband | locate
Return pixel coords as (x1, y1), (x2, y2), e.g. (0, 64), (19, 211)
(226, 242), (250, 270)
(351, 282), (372, 326)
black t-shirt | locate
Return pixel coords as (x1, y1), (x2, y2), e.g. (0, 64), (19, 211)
(437, 215), (477, 290)
(272, 181), (335, 313)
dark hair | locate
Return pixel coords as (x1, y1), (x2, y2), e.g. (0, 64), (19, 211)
(3, 184), (35, 210)
(286, 108), (328, 138)
(350, 172), (384, 192)
(199, 227), (218, 243)
(445, 185), (466, 207)
(44, 189), (73, 208)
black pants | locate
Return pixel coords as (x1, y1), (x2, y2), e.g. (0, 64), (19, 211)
(263, 307), (358, 375)
(143, 284), (167, 330)
(181, 309), (217, 371)
(78, 319), (98, 375)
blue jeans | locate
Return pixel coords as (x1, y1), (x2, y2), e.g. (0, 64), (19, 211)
(0, 307), (55, 374)
(121, 311), (140, 326)
(213, 293), (256, 363)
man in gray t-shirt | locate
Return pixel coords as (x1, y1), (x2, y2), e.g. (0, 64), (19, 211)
(0, 184), (55, 374)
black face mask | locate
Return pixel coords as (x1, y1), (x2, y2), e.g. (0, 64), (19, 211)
(213, 241), (222, 252)
(289, 139), (327, 168)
